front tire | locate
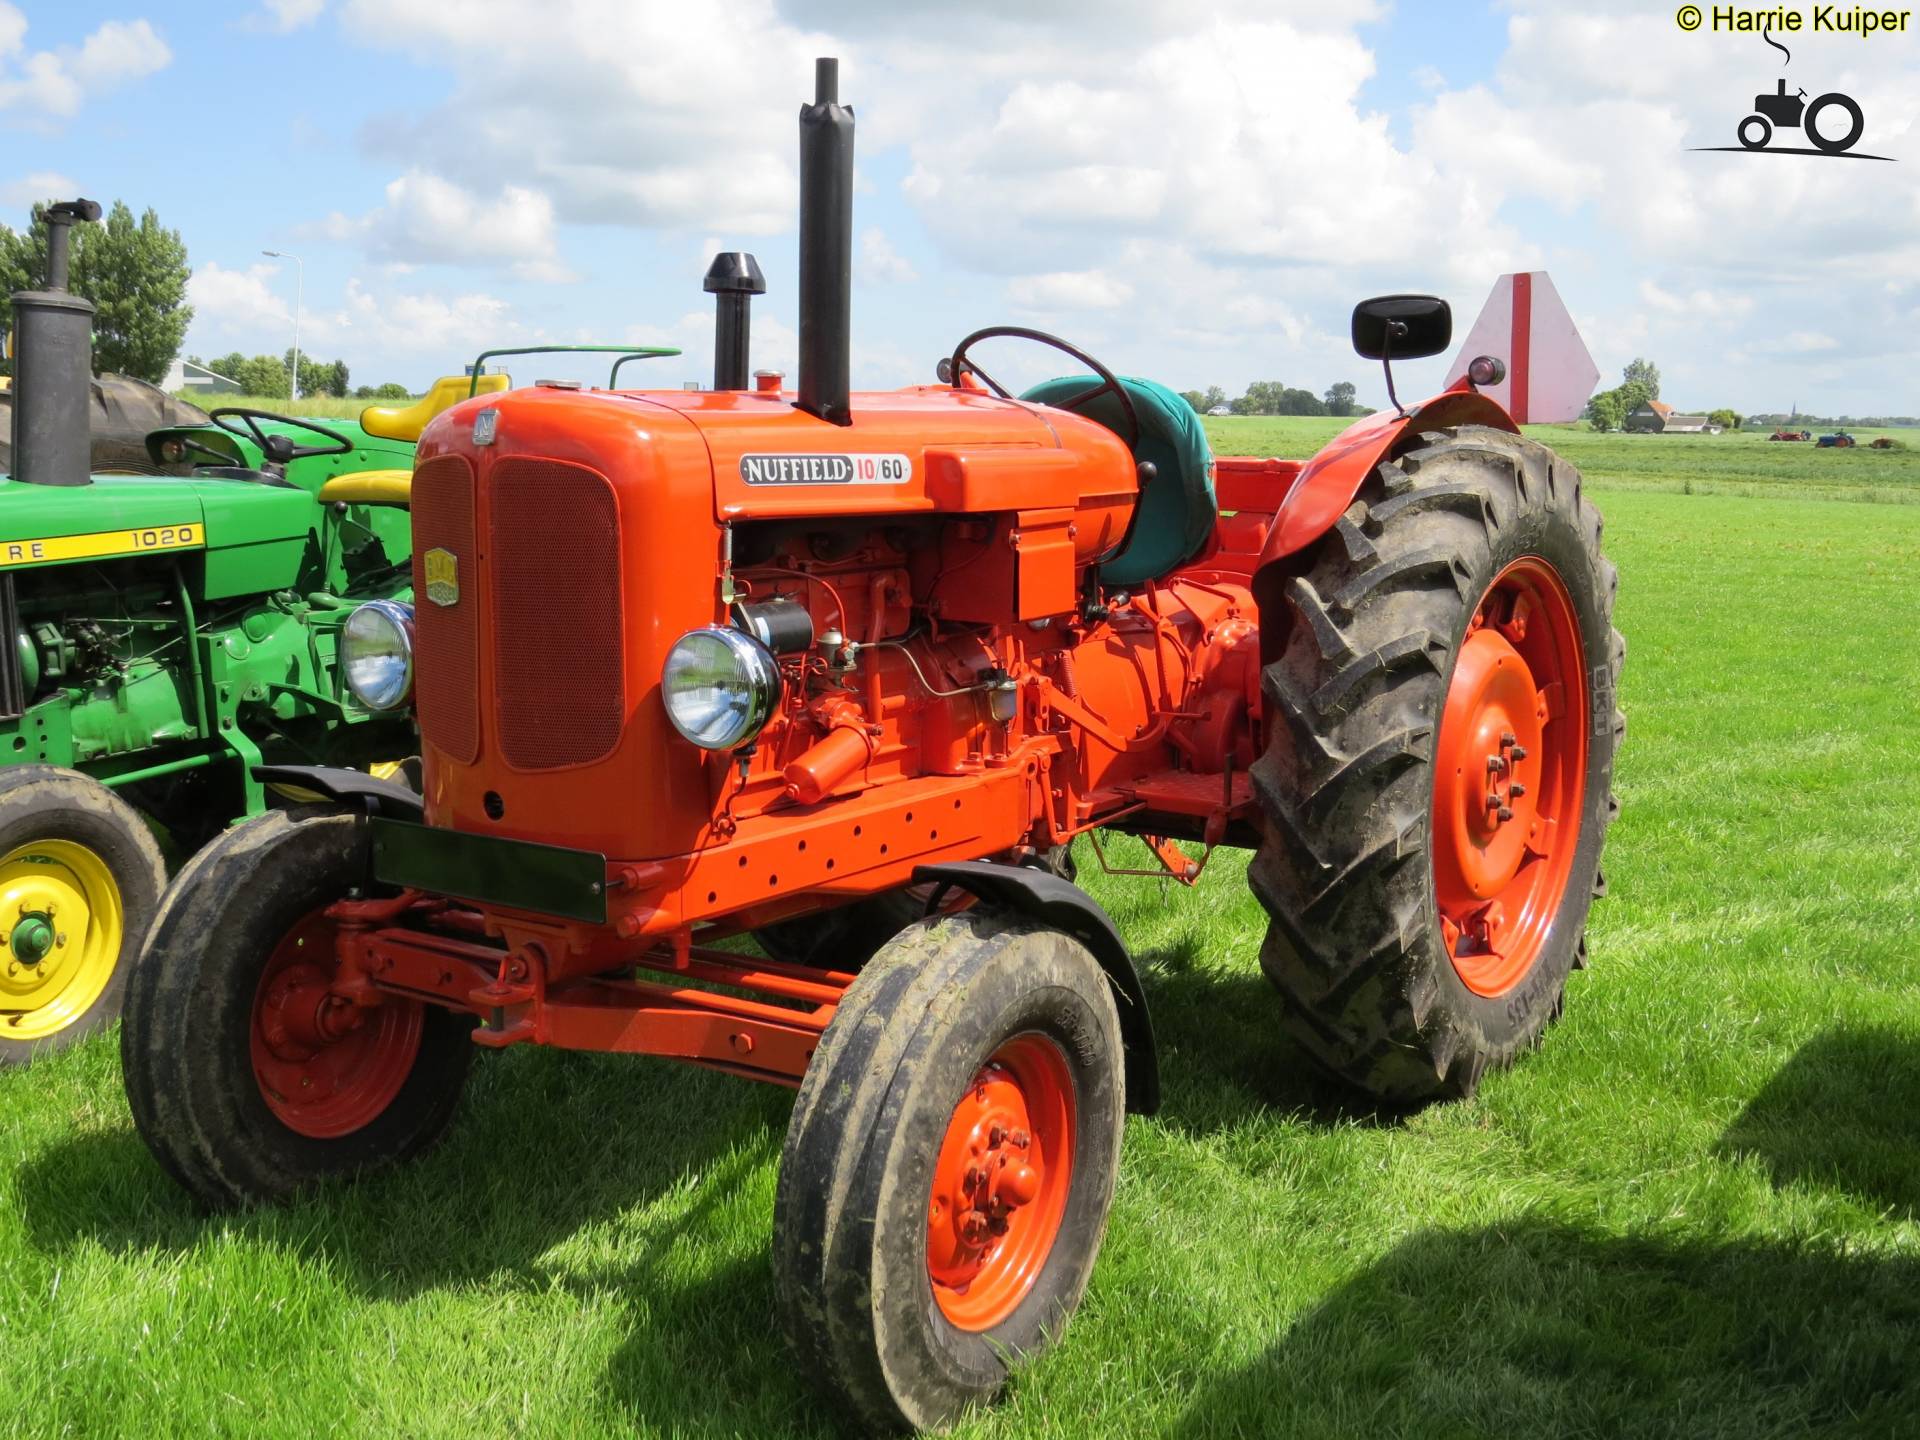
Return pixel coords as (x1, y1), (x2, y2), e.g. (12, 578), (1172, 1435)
(121, 809), (473, 1208)
(1250, 427), (1624, 1102)
(773, 909), (1123, 1431)
(0, 766), (166, 1064)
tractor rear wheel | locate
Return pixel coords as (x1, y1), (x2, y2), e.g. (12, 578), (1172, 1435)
(1250, 426), (1624, 1102)
(0, 767), (166, 1065)
(773, 909), (1123, 1431)
(121, 809), (473, 1207)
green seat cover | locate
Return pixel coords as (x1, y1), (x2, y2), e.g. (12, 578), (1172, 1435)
(1019, 375), (1215, 587)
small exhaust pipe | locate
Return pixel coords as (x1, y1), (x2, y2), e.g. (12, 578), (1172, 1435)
(704, 252), (765, 391)
(9, 199), (101, 487)
(796, 57), (853, 426)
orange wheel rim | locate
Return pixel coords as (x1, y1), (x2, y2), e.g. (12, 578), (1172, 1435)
(249, 909), (424, 1139)
(926, 1033), (1075, 1332)
(1431, 557), (1589, 998)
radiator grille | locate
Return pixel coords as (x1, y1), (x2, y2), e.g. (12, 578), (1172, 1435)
(489, 458), (624, 770)
(0, 575), (23, 721)
(410, 454), (480, 763)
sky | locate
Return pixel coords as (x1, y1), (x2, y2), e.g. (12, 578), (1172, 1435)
(1, 0), (1915, 416)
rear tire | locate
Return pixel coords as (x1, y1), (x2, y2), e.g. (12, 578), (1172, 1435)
(121, 809), (473, 1208)
(773, 909), (1123, 1431)
(0, 767), (165, 1065)
(1249, 427), (1624, 1102)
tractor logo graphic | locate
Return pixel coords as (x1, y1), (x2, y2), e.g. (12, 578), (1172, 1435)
(1736, 79), (1866, 154)
(1690, 30), (1893, 162)
(424, 548), (460, 607)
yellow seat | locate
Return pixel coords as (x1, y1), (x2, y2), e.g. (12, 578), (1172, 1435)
(319, 469), (414, 506)
(360, 373), (510, 443)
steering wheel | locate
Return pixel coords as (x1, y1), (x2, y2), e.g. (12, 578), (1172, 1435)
(210, 408), (354, 467)
(945, 326), (1141, 451)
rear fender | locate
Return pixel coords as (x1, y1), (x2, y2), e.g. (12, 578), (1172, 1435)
(1254, 381), (1518, 581)
(914, 860), (1159, 1115)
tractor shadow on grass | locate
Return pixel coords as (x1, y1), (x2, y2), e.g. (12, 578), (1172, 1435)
(16, 1043), (792, 1299)
(1168, 1220), (1920, 1438)
(1717, 1023), (1920, 1220)
(1133, 936), (1412, 1136)
(16, 1045), (844, 1436)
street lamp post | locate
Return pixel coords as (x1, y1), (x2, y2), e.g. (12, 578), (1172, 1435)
(262, 249), (304, 402)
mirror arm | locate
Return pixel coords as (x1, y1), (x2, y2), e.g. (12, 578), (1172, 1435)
(1381, 319), (1410, 419)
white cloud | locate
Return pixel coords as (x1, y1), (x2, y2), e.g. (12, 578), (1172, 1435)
(1743, 331), (1842, 356)
(1007, 269), (1133, 311)
(323, 170), (575, 281)
(254, 0), (326, 31)
(1638, 280), (1756, 321)
(0, 7), (171, 118)
(185, 259), (531, 392)
(859, 227), (915, 284)
(189, 261), (295, 335)
(338, 278), (518, 357)
(337, 0), (829, 232)
(0, 170), (77, 209)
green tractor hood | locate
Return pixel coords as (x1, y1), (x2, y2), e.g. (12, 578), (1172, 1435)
(1, 471), (320, 600)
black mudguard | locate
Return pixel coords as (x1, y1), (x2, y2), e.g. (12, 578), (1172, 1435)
(252, 764), (424, 822)
(915, 859), (1159, 1115)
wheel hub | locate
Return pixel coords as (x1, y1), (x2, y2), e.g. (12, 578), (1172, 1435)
(9, 913), (54, 966)
(1430, 559), (1590, 999)
(926, 1034), (1076, 1332)
(1438, 627), (1545, 900)
(0, 840), (120, 1039)
(249, 911), (422, 1139)
(930, 1065), (1045, 1274)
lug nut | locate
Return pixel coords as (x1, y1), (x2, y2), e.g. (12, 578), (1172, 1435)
(1497, 805), (1514, 822)
(1511, 745), (1528, 761)
(1509, 783), (1526, 799)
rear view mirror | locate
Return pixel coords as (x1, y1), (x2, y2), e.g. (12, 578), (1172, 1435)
(1351, 295), (1452, 360)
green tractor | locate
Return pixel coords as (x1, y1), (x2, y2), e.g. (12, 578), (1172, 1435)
(1, 199), (678, 1062)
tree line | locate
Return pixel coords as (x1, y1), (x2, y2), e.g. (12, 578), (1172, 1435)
(183, 350), (411, 400)
(1179, 381), (1367, 417)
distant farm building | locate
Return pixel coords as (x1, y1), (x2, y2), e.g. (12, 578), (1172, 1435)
(162, 358), (244, 396)
(1626, 400), (1720, 434)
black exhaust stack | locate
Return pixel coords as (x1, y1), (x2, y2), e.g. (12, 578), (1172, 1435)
(9, 199), (101, 487)
(704, 252), (765, 391)
(796, 57), (853, 426)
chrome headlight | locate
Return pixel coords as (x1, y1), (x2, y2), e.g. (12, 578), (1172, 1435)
(662, 625), (781, 750)
(341, 599), (415, 711)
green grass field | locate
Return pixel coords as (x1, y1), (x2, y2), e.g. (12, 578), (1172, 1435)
(5, 428), (1920, 1436)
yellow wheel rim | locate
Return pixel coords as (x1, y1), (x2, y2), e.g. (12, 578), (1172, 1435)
(0, 838), (125, 1042)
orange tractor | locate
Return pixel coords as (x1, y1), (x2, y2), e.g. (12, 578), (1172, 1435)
(123, 61), (1624, 1431)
